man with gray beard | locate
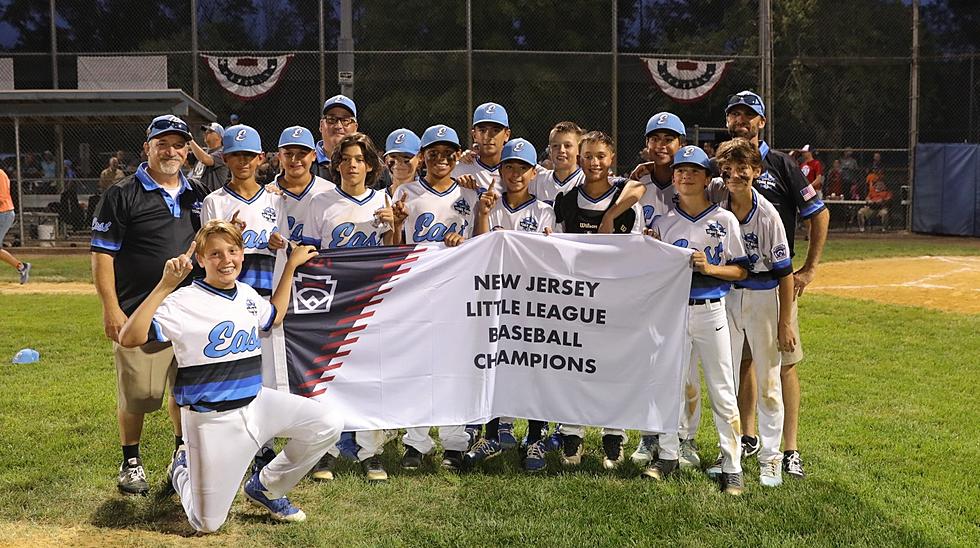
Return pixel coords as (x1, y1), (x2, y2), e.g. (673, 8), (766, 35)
(90, 115), (209, 495)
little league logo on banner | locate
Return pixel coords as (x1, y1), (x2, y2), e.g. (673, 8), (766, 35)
(201, 54), (293, 100)
(641, 57), (731, 103)
(281, 232), (694, 433)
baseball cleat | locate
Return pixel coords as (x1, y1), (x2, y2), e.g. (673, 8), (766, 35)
(783, 450), (806, 479)
(630, 435), (659, 466)
(310, 453), (336, 481)
(497, 423), (518, 450)
(561, 435), (583, 466)
(164, 446), (187, 496)
(117, 457), (149, 496)
(243, 472), (306, 522)
(601, 434), (625, 470)
(705, 454), (724, 479)
(464, 438), (502, 467)
(337, 432), (360, 461)
(252, 445), (277, 477)
(441, 450), (464, 471)
(362, 456), (388, 481)
(18, 262), (30, 284)
(401, 446), (426, 470)
(524, 440), (548, 472)
(642, 458), (678, 481)
(760, 458), (783, 487)
(720, 471), (745, 496)
(741, 435), (760, 459)
(679, 438), (701, 469)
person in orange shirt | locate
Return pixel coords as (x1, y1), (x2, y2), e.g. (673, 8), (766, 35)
(857, 171), (892, 232)
(0, 168), (31, 283)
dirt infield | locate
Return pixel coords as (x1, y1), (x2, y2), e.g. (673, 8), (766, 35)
(808, 255), (980, 314)
(0, 523), (237, 547)
(0, 281), (95, 295)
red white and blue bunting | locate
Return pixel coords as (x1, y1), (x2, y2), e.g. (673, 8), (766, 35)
(640, 57), (731, 104)
(202, 54), (293, 100)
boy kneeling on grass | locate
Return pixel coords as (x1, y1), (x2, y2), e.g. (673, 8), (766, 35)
(119, 219), (343, 533)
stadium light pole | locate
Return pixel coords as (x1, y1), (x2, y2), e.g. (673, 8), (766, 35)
(466, 0), (472, 126)
(908, 0), (919, 232)
(191, 0), (199, 99)
(49, 0), (57, 89)
(339, 0), (353, 97)
(319, 0), (326, 107)
(611, 0), (618, 158)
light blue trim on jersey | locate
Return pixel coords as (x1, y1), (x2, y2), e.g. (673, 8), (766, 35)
(335, 186), (376, 206)
(578, 184), (618, 204)
(728, 190), (759, 224)
(759, 141), (770, 160)
(315, 140), (330, 165)
(476, 158), (498, 172)
(730, 255), (752, 268)
(174, 374), (262, 408)
(690, 282), (732, 300)
(90, 238), (121, 251)
(193, 279), (238, 301)
(736, 277), (779, 290)
(275, 174), (317, 201)
(149, 319), (169, 342)
(502, 194), (537, 213)
(222, 184), (266, 205)
(260, 304), (276, 331)
(135, 162), (192, 218)
(419, 176), (460, 197)
(553, 167), (582, 186)
(799, 200), (826, 219)
(772, 257), (793, 272)
(675, 203), (719, 223)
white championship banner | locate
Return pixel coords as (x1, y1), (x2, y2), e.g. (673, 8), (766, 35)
(281, 231), (693, 433)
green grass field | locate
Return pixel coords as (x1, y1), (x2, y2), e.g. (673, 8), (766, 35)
(1, 236), (978, 546)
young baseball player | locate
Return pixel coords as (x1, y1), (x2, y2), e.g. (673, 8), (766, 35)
(451, 102), (511, 192)
(552, 130), (642, 470)
(714, 138), (796, 487)
(529, 121), (586, 205)
(391, 124), (479, 470)
(645, 145), (749, 495)
(118, 220), (342, 533)
(305, 133), (395, 481)
(383, 128), (422, 198)
(466, 137), (556, 470)
(273, 126), (336, 248)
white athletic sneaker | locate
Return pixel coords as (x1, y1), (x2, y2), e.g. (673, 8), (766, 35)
(760, 458), (783, 487)
(630, 435), (659, 466)
(679, 438), (701, 469)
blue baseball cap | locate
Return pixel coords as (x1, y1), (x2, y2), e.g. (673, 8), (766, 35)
(278, 126), (316, 150)
(472, 102), (509, 127)
(146, 115), (191, 141)
(420, 124), (461, 150)
(11, 348), (39, 364)
(385, 129), (421, 156)
(726, 90), (766, 117)
(673, 145), (712, 170)
(322, 94), (357, 117)
(222, 124), (262, 154)
(201, 122), (225, 135)
(499, 138), (537, 167)
(645, 112), (686, 138)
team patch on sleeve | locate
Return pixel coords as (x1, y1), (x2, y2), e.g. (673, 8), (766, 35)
(772, 242), (789, 262)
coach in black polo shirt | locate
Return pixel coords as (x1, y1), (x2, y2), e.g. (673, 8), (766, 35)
(724, 91), (829, 480)
(91, 114), (208, 495)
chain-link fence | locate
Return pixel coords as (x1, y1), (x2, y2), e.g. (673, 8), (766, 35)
(0, 0), (973, 244)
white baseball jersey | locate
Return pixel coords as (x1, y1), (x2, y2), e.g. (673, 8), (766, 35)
(274, 174), (336, 248)
(150, 280), (274, 412)
(201, 185), (280, 295)
(553, 183), (644, 234)
(637, 173), (678, 228)
(531, 167), (584, 205)
(400, 177), (480, 243)
(652, 203), (749, 300)
(309, 187), (390, 249)
(716, 188), (794, 290)
(487, 194), (555, 233)
(451, 158), (499, 192)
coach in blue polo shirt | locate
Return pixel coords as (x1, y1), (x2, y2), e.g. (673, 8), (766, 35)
(91, 115), (209, 496)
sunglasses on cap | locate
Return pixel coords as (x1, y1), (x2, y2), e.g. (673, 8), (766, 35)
(148, 119), (190, 134)
(727, 94), (763, 108)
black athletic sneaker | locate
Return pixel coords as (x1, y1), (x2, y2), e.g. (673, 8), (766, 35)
(401, 446), (425, 470)
(252, 445), (277, 476)
(601, 434), (625, 470)
(741, 435), (760, 458)
(642, 458), (679, 481)
(117, 457), (149, 496)
(362, 455), (388, 481)
(310, 453), (336, 481)
(441, 450), (464, 471)
(783, 450), (806, 479)
(561, 435), (583, 466)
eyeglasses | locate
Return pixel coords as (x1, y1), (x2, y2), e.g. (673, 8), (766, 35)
(147, 119), (190, 134)
(727, 94), (763, 108)
(322, 116), (356, 128)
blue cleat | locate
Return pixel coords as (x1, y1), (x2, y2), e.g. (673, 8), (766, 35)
(497, 422), (518, 450)
(242, 472), (306, 522)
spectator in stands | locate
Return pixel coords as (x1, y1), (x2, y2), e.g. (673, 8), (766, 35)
(41, 151), (56, 179)
(870, 151), (884, 175)
(23, 152), (41, 178)
(99, 157), (126, 192)
(858, 170), (892, 232)
(826, 159), (843, 198)
(188, 122), (229, 193)
(799, 145), (824, 199)
(702, 141), (716, 158)
(840, 149), (859, 188)
(0, 167), (30, 283)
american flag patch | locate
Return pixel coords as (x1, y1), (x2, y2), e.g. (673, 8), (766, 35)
(800, 184), (817, 201)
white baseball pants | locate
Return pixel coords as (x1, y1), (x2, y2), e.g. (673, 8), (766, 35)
(403, 426), (470, 454)
(172, 387), (343, 533)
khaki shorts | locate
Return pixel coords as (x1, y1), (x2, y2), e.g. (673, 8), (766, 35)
(114, 342), (177, 414)
(740, 296), (804, 365)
